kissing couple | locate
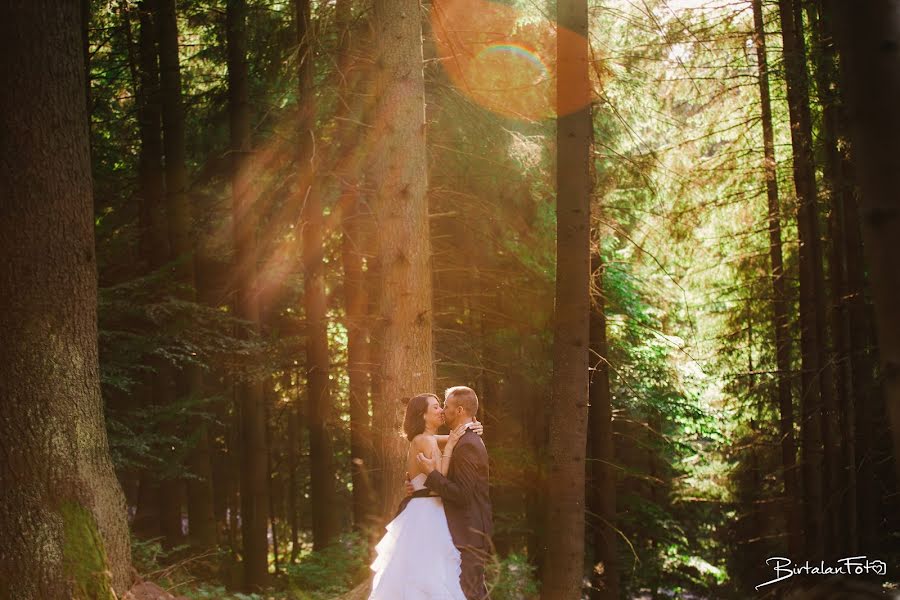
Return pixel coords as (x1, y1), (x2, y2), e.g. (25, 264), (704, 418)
(368, 386), (494, 600)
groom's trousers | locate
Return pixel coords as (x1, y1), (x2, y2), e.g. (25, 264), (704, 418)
(459, 545), (488, 600)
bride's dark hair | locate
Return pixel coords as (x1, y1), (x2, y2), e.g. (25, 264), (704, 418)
(403, 393), (439, 441)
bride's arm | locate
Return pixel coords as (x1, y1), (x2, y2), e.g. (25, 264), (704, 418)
(435, 420), (483, 449)
(437, 439), (452, 476)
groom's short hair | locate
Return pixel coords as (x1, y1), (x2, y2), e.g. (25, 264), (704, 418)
(445, 386), (478, 416)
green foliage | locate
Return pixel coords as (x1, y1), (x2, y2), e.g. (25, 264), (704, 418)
(181, 585), (263, 600)
(130, 536), (167, 575)
(131, 537), (268, 600)
(283, 532), (370, 597)
(486, 553), (540, 600)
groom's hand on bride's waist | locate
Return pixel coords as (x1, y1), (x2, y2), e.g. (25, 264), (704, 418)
(404, 473), (414, 497)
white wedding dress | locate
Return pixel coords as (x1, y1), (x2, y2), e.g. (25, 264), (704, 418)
(369, 473), (467, 600)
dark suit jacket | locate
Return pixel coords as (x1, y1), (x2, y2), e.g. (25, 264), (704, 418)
(424, 429), (493, 550)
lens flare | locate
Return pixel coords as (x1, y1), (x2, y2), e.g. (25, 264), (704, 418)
(432, 0), (596, 121)
(475, 44), (550, 80)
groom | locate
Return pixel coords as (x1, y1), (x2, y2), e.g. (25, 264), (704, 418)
(417, 386), (493, 600)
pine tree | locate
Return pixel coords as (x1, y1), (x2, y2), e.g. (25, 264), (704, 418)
(0, 1), (133, 595)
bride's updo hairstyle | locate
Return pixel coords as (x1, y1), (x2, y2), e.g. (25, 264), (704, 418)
(403, 393), (439, 441)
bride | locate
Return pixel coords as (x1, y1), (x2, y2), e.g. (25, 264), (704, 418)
(368, 393), (482, 600)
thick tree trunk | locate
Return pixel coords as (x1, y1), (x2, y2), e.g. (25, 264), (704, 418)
(542, 0), (592, 595)
(751, 0), (803, 558)
(0, 1), (132, 596)
(227, 0), (269, 589)
(370, 0), (435, 519)
(587, 254), (618, 600)
(294, 0), (341, 550)
(778, 0), (829, 561)
(830, 0), (900, 486)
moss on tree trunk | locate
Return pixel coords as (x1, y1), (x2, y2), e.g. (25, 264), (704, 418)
(61, 503), (117, 600)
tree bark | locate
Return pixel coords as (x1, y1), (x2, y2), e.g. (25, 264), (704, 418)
(286, 371), (302, 562)
(751, 0), (803, 558)
(829, 0), (900, 487)
(806, 0), (859, 555)
(157, 0), (203, 549)
(843, 178), (878, 553)
(226, 0), (270, 589)
(778, 0), (828, 561)
(587, 254), (618, 600)
(369, 0), (435, 519)
(335, 0), (373, 536)
(542, 0), (592, 595)
(127, 0), (181, 545)
(0, 1), (132, 595)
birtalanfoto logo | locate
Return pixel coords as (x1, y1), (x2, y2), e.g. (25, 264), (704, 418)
(756, 556), (888, 590)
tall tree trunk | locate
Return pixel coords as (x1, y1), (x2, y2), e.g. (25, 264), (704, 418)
(134, 0), (168, 287)
(526, 389), (548, 577)
(751, 0), (803, 558)
(130, 0), (182, 547)
(0, 1), (133, 595)
(157, 0), (198, 548)
(295, 0), (341, 550)
(266, 393), (280, 575)
(542, 0), (592, 595)
(344, 194), (373, 531)
(778, 0), (829, 561)
(830, 0), (900, 487)
(588, 254), (618, 599)
(370, 0), (435, 519)
(365, 211), (386, 521)
(286, 371), (302, 562)
(806, 1), (858, 555)
(227, 0), (269, 589)
(843, 176), (878, 553)
(336, 0), (373, 535)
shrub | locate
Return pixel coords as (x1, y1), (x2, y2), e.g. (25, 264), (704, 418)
(284, 532), (370, 596)
(486, 553), (540, 600)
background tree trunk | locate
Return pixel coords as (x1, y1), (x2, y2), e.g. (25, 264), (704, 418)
(778, 0), (827, 560)
(588, 254), (618, 599)
(806, 0), (856, 554)
(369, 0), (435, 519)
(751, 0), (802, 558)
(227, 0), (270, 589)
(129, 0), (183, 545)
(344, 195), (373, 531)
(542, 0), (592, 594)
(294, 0), (341, 550)
(336, 0), (373, 536)
(0, 1), (132, 595)
(157, 0), (197, 548)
